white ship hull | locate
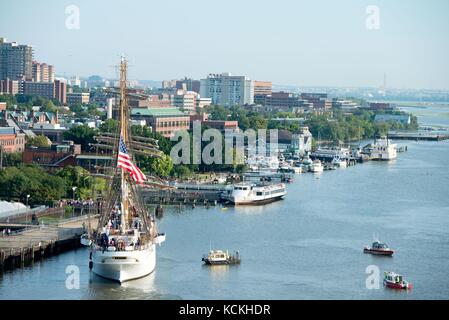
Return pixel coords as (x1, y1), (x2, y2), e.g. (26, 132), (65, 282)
(231, 194), (285, 205)
(92, 244), (156, 283)
(228, 183), (286, 205)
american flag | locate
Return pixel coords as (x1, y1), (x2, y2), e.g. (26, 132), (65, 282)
(117, 135), (146, 184)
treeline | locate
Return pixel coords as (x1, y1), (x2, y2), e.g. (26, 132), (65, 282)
(0, 165), (106, 206)
(205, 105), (418, 142)
(304, 109), (418, 142)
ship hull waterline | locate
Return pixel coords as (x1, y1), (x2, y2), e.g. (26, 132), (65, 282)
(91, 244), (156, 283)
(230, 195), (285, 206)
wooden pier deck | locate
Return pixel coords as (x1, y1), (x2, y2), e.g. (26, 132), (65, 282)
(0, 215), (97, 270)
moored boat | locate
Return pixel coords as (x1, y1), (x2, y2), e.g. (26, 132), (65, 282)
(363, 241), (394, 256)
(225, 182), (286, 205)
(371, 136), (397, 160)
(310, 160), (324, 173)
(384, 271), (412, 290)
(202, 250), (241, 265)
(80, 233), (91, 246)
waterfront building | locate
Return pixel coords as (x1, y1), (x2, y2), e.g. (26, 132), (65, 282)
(0, 38), (33, 80)
(291, 127), (313, 156)
(131, 107), (190, 138)
(66, 92), (90, 105)
(200, 73), (254, 106)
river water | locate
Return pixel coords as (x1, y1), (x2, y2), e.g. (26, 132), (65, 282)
(1, 104), (448, 300)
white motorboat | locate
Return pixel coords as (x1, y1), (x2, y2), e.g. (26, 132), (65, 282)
(310, 160), (324, 173)
(80, 233), (91, 246)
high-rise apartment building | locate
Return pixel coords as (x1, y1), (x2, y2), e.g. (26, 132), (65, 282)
(0, 38), (33, 80)
(254, 81), (272, 96)
(32, 61), (55, 82)
(54, 79), (67, 104)
(200, 73), (254, 106)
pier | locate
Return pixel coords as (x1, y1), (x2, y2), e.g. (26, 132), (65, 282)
(0, 215), (97, 270)
(142, 187), (225, 207)
(388, 131), (449, 141)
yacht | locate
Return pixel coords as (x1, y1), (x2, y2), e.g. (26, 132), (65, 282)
(225, 182), (286, 205)
(371, 136), (397, 160)
(332, 156), (347, 168)
(311, 146), (351, 161)
(310, 160), (324, 173)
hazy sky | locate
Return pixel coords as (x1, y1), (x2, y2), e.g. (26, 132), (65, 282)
(1, 0), (449, 89)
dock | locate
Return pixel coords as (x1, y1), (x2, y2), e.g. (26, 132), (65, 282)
(388, 131), (449, 141)
(0, 215), (97, 270)
(142, 187), (224, 207)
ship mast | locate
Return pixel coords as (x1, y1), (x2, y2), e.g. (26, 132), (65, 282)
(119, 56), (129, 234)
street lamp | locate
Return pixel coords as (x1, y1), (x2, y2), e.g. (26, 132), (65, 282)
(72, 187), (77, 217)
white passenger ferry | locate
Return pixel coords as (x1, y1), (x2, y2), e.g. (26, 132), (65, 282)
(225, 182), (286, 205)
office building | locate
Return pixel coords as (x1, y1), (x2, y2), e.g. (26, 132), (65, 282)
(200, 73), (254, 106)
(131, 107), (190, 138)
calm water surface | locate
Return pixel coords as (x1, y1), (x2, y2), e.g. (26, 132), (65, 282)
(1, 106), (448, 300)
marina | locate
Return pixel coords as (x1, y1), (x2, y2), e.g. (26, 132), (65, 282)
(1, 138), (448, 299)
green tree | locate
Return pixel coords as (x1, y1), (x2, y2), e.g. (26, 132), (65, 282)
(143, 154), (173, 177)
(63, 125), (97, 151)
(27, 135), (50, 148)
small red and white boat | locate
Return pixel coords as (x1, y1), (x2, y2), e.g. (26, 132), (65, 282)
(384, 271), (412, 290)
(363, 241), (394, 256)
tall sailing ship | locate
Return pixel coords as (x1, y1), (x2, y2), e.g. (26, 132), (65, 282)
(88, 57), (165, 283)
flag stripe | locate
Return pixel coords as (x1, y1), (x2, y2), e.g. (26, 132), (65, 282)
(117, 135), (146, 184)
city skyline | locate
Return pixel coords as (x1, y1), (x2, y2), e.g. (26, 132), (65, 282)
(1, 0), (449, 90)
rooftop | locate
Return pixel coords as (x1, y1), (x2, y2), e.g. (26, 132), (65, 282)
(131, 108), (187, 117)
